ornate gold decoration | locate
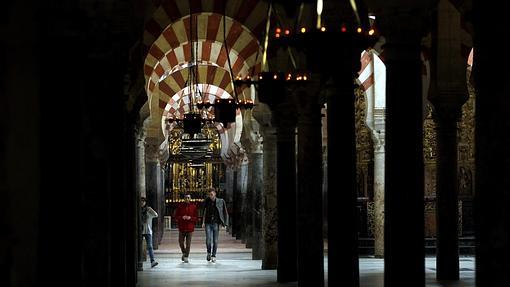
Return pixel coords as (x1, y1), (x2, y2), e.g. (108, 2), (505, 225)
(457, 73), (475, 197)
(423, 104), (437, 162)
(354, 86), (374, 198)
(367, 201), (375, 237)
(170, 161), (223, 202)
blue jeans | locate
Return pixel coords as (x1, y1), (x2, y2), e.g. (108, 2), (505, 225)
(205, 223), (219, 256)
(143, 234), (155, 262)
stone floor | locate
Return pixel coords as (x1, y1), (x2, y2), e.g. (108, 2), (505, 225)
(138, 228), (475, 287)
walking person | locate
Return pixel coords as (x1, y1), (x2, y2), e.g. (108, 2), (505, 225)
(201, 188), (229, 263)
(174, 194), (198, 263)
(140, 197), (159, 268)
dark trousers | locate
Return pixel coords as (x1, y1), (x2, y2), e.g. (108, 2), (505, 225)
(179, 231), (193, 257)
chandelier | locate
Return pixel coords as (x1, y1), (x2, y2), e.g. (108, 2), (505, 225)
(166, 7), (255, 139)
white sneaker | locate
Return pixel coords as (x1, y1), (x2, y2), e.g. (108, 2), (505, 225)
(211, 256), (216, 263)
(184, 257), (189, 263)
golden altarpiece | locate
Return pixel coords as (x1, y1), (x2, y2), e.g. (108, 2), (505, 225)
(164, 124), (226, 212)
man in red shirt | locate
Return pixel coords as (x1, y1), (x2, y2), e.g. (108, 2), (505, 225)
(174, 194), (198, 263)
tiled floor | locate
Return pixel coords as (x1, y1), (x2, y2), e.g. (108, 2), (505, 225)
(138, 229), (475, 287)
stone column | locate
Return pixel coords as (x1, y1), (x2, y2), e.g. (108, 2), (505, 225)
(236, 158), (249, 241)
(296, 86), (324, 286)
(157, 160), (166, 245)
(274, 101), (298, 283)
(145, 136), (163, 250)
(135, 130), (145, 270)
(327, 77), (360, 287)
(225, 166), (235, 234)
(257, 76), (298, 280)
(253, 102), (278, 270)
(473, 1), (510, 284)
(243, 110), (265, 259)
(429, 0), (469, 279)
(232, 168), (239, 237)
(372, 129), (385, 258)
(250, 151), (264, 259)
(431, 105), (463, 279)
(243, 148), (254, 248)
(376, 7), (430, 286)
(303, 29), (366, 287)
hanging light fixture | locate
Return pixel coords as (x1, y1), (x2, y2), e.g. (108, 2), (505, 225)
(169, 1), (256, 142)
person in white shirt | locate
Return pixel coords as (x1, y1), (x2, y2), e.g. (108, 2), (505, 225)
(141, 197), (158, 267)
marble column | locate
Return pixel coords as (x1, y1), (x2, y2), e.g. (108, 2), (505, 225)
(376, 7), (430, 286)
(429, 0), (469, 279)
(250, 152), (264, 259)
(244, 150), (254, 248)
(274, 101), (298, 283)
(303, 27), (367, 287)
(145, 136), (163, 250)
(236, 160), (248, 241)
(157, 161), (165, 245)
(296, 86), (324, 286)
(243, 110), (265, 259)
(232, 168), (239, 238)
(431, 106), (463, 279)
(473, 1), (510, 285)
(327, 77), (360, 287)
(135, 130), (145, 270)
(372, 131), (385, 258)
(225, 166), (235, 234)
(253, 102), (278, 270)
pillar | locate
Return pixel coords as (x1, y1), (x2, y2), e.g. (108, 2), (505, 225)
(473, 1), (510, 285)
(372, 130), (385, 258)
(377, 8), (430, 286)
(250, 151), (264, 259)
(253, 102), (278, 269)
(296, 86), (324, 286)
(243, 110), (265, 259)
(232, 168), (239, 237)
(144, 136), (163, 250)
(135, 130), (145, 270)
(274, 101), (298, 283)
(327, 77), (360, 287)
(236, 158), (248, 241)
(429, 0), (469, 279)
(431, 106), (462, 279)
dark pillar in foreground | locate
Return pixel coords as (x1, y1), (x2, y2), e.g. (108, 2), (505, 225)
(378, 9), (428, 286)
(275, 102), (298, 283)
(433, 107), (462, 280)
(473, 1), (510, 285)
(258, 76), (298, 280)
(296, 85), (324, 286)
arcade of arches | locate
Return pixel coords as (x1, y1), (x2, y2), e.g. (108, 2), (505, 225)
(3, 0), (510, 287)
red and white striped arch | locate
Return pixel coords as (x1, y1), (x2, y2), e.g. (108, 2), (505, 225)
(156, 64), (252, 114)
(145, 14), (263, 94)
(161, 84), (233, 119)
(143, 0), (269, 55)
(159, 64), (234, 102)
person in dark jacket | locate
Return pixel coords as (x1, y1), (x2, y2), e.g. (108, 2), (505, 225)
(201, 189), (228, 263)
(174, 194), (198, 263)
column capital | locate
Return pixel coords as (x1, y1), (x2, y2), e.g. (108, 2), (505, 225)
(429, 89), (467, 124)
(240, 109), (263, 154)
(377, 7), (432, 35)
(375, 6), (435, 60)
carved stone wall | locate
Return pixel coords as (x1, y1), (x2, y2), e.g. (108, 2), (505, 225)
(355, 86), (374, 237)
(423, 105), (438, 237)
(422, 76), (476, 237)
(457, 74), (476, 235)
